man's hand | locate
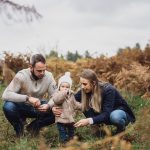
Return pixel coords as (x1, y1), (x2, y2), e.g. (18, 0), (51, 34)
(74, 119), (90, 128)
(37, 104), (50, 112)
(52, 106), (63, 117)
(28, 97), (41, 108)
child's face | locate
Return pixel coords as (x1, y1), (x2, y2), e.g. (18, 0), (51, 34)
(59, 82), (70, 91)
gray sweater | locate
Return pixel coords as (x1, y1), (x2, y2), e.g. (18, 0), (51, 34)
(2, 68), (56, 102)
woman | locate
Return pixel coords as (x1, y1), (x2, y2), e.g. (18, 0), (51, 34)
(74, 69), (135, 135)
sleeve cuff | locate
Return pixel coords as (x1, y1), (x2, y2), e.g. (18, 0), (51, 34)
(48, 99), (55, 108)
(88, 118), (94, 124)
(26, 96), (29, 102)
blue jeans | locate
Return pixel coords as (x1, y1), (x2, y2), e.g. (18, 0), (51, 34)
(3, 100), (55, 137)
(110, 109), (129, 133)
(84, 108), (130, 134)
(57, 122), (75, 143)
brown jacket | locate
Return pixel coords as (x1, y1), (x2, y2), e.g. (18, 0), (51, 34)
(49, 90), (82, 124)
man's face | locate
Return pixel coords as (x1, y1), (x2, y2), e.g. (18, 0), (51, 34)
(30, 62), (47, 79)
(80, 77), (93, 93)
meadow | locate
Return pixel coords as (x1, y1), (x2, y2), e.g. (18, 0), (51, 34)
(0, 47), (150, 149)
(0, 84), (150, 150)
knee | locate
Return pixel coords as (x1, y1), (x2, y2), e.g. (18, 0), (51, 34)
(110, 111), (125, 125)
(3, 101), (17, 113)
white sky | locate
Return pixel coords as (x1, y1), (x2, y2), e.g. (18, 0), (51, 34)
(0, 0), (150, 58)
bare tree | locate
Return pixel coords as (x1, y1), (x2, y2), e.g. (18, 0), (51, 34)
(0, 0), (42, 22)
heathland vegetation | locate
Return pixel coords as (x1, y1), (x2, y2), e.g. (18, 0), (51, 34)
(0, 44), (150, 149)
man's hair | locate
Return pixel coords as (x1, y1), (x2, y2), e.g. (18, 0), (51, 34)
(30, 54), (46, 67)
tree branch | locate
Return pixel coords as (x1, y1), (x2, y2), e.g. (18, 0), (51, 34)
(0, 0), (42, 22)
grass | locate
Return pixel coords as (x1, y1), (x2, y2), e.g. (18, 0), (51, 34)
(0, 84), (150, 149)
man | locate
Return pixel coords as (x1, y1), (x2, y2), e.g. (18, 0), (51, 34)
(2, 54), (57, 137)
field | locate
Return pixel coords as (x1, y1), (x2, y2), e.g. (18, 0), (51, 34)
(0, 47), (150, 149)
(0, 84), (150, 150)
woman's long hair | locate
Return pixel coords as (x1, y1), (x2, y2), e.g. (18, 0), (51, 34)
(80, 69), (103, 113)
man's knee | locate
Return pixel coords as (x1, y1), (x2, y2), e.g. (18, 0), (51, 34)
(3, 101), (17, 113)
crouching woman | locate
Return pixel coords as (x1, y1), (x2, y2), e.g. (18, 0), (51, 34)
(74, 69), (135, 135)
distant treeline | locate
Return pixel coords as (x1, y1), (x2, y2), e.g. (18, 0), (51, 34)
(46, 42), (150, 62)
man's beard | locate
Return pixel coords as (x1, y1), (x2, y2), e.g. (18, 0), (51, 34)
(31, 70), (44, 80)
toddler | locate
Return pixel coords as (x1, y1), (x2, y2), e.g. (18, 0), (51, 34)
(48, 72), (82, 143)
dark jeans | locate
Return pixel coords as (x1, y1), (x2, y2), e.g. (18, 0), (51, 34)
(84, 108), (131, 134)
(3, 100), (55, 137)
(57, 122), (75, 143)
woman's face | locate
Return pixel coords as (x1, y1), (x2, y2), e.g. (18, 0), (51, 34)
(80, 77), (93, 93)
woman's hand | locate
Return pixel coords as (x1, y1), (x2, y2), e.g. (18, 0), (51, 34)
(52, 106), (63, 117)
(74, 118), (90, 127)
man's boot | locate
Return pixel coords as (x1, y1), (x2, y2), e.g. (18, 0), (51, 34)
(14, 123), (24, 137)
(26, 120), (40, 137)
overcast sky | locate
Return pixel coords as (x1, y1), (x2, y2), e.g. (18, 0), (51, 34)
(0, 0), (150, 58)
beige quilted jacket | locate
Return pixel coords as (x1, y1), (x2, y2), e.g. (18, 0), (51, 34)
(49, 90), (82, 124)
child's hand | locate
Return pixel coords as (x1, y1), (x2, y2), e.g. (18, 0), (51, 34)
(52, 106), (63, 117)
(66, 89), (74, 95)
